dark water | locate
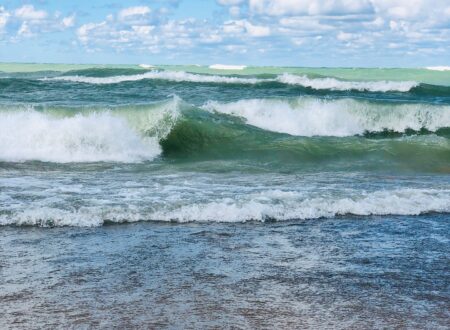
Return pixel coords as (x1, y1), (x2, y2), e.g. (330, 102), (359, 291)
(1, 215), (449, 329)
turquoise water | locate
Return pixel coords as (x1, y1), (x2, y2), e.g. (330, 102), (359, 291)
(0, 64), (449, 327)
(0, 64), (449, 225)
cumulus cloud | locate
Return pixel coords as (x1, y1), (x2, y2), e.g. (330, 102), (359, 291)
(118, 6), (151, 21)
(0, 7), (10, 31)
(15, 5), (47, 20)
(248, 0), (374, 16)
(1, 0), (449, 65)
(62, 14), (75, 28)
(223, 20), (270, 37)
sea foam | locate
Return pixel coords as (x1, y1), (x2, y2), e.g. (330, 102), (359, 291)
(1, 188), (448, 226)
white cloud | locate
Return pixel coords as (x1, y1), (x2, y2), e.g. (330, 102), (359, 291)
(337, 31), (356, 41)
(0, 7), (10, 31)
(223, 20), (270, 37)
(248, 0), (373, 16)
(218, 0), (244, 5)
(77, 22), (108, 44)
(18, 21), (31, 36)
(118, 6), (151, 20)
(62, 14), (75, 28)
(131, 25), (155, 35)
(229, 6), (241, 17)
(15, 5), (47, 20)
(245, 21), (270, 37)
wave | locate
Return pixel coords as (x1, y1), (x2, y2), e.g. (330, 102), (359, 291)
(1, 188), (448, 226)
(0, 100), (179, 163)
(277, 73), (418, 92)
(43, 71), (420, 92)
(426, 66), (450, 71)
(203, 98), (450, 137)
(44, 71), (261, 85)
(1, 97), (449, 167)
(209, 64), (247, 70)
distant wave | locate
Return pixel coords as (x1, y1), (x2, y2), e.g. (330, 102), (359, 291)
(203, 97), (450, 137)
(426, 66), (450, 71)
(277, 73), (418, 92)
(43, 71), (419, 92)
(44, 71), (260, 84)
(1, 188), (448, 226)
(209, 64), (247, 70)
(139, 64), (155, 69)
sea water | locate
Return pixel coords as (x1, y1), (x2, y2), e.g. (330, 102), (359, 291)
(0, 64), (449, 327)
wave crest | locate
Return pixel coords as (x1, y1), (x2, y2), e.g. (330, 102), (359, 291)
(43, 71), (419, 92)
(0, 100), (179, 163)
(277, 73), (418, 92)
(204, 98), (450, 137)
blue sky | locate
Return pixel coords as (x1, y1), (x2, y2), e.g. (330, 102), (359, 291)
(0, 0), (449, 66)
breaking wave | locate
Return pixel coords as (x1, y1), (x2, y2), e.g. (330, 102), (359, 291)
(1, 188), (448, 227)
(277, 73), (418, 92)
(0, 100), (179, 163)
(0, 97), (449, 166)
(43, 71), (420, 92)
(203, 98), (450, 137)
(45, 71), (261, 84)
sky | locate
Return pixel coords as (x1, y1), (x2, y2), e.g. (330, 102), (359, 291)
(0, 0), (449, 67)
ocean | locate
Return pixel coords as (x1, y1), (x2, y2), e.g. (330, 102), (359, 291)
(0, 64), (449, 328)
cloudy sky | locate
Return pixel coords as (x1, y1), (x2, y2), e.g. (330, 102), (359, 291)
(0, 0), (449, 66)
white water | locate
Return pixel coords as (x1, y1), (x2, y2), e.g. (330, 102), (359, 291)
(277, 73), (418, 92)
(44, 71), (418, 92)
(425, 66), (450, 71)
(1, 188), (448, 226)
(209, 64), (247, 70)
(45, 71), (261, 84)
(204, 98), (450, 136)
(0, 106), (176, 163)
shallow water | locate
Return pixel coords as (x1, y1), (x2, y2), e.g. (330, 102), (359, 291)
(1, 215), (449, 328)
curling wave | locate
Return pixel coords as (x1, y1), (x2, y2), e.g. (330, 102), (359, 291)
(0, 100), (179, 163)
(1, 97), (449, 168)
(203, 97), (450, 137)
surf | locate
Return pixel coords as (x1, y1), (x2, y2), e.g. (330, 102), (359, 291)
(1, 188), (448, 227)
(0, 97), (449, 172)
(42, 70), (421, 92)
